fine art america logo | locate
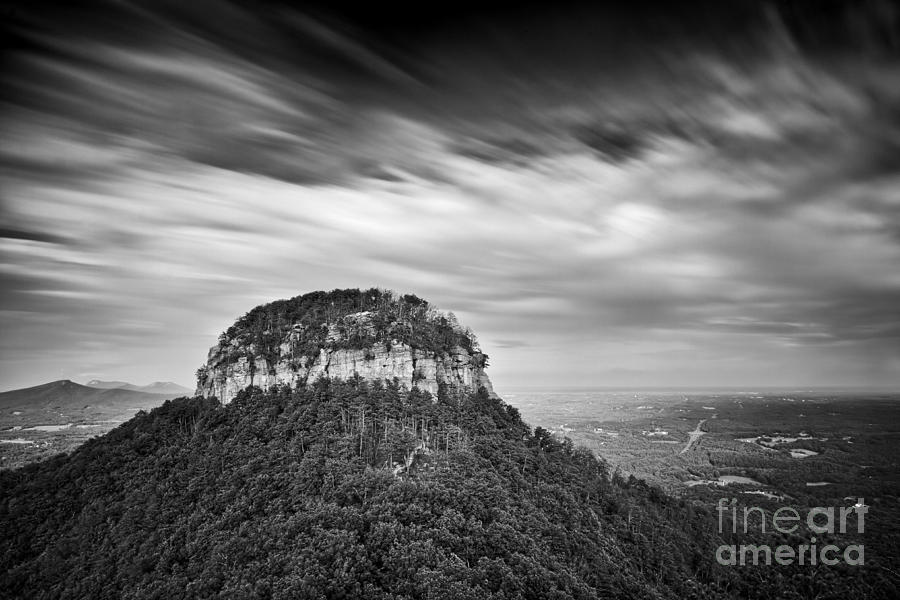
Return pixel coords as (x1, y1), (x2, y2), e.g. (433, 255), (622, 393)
(716, 497), (867, 566)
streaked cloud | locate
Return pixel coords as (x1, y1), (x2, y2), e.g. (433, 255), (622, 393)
(1, 0), (898, 391)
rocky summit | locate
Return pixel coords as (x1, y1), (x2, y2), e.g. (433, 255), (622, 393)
(195, 288), (495, 403)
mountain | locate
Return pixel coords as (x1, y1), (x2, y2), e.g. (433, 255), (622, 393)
(139, 381), (193, 395)
(0, 380), (745, 599)
(196, 288), (494, 403)
(1, 290), (888, 598)
(0, 380), (177, 413)
(0, 380), (185, 471)
(85, 380), (192, 395)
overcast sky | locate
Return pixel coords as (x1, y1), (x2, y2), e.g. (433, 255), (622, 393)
(1, 0), (899, 392)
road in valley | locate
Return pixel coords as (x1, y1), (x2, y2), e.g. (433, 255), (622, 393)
(680, 419), (708, 454)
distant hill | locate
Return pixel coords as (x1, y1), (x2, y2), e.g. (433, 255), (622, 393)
(0, 380), (182, 413)
(138, 381), (193, 395)
(85, 379), (192, 396)
(0, 380), (190, 470)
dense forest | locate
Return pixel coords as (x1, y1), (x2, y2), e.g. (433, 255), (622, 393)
(1, 380), (890, 598)
(0, 379), (730, 599)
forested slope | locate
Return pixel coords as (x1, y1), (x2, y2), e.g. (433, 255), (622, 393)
(1, 379), (737, 599)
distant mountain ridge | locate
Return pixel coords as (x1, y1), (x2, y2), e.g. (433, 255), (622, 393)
(85, 380), (192, 395)
(0, 380), (187, 471)
(0, 380), (187, 412)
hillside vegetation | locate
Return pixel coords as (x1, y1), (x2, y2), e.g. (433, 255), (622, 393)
(1, 380), (739, 599)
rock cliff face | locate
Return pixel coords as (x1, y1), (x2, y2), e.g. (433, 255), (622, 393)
(196, 290), (494, 404)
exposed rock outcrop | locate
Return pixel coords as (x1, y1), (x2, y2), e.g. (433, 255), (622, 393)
(195, 291), (494, 403)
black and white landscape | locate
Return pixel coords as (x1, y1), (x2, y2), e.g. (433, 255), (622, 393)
(1, 1), (899, 599)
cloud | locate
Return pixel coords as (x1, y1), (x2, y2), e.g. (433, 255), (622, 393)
(0, 0), (898, 390)
(492, 339), (530, 349)
(0, 226), (66, 245)
(574, 124), (647, 163)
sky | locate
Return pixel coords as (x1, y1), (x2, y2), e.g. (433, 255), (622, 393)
(1, 0), (899, 393)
